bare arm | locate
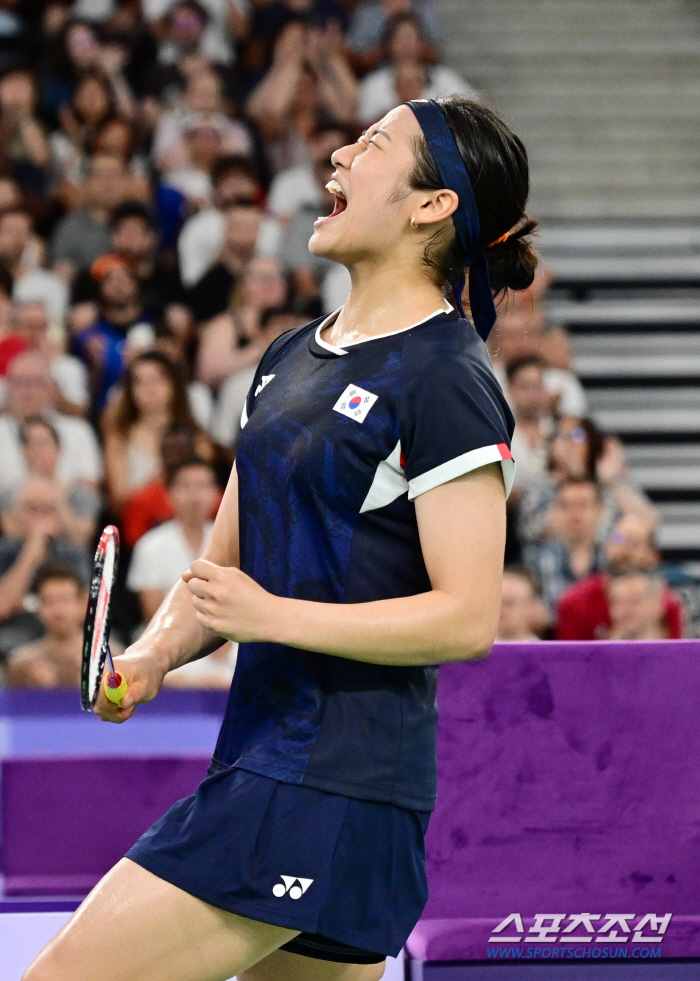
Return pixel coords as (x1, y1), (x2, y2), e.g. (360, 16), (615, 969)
(94, 466), (240, 721)
(0, 530), (49, 621)
(186, 463), (507, 666)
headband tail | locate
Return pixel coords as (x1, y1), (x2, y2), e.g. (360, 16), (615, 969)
(465, 255), (497, 342)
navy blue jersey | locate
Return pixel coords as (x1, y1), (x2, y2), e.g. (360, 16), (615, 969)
(212, 304), (515, 811)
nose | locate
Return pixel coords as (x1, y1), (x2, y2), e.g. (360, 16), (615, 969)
(331, 141), (359, 171)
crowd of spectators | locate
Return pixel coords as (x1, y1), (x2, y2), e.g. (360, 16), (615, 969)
(0, 0), (687, 691)
(489, 269), (684, 643)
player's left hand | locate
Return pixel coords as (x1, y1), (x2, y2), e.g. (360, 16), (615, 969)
(183, 559), (276, 643)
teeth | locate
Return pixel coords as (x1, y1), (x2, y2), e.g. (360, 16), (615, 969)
(326, 180), (346, 199)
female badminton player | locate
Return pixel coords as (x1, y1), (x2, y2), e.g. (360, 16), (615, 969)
(24, 97), (538, 981)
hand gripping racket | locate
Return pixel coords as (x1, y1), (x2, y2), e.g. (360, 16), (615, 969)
(81, 525), (128, 711)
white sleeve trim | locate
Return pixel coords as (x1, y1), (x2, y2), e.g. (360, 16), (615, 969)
(407, 444), (516, 501)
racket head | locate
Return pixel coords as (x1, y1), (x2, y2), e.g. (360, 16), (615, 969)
(81, 525), (120, 711)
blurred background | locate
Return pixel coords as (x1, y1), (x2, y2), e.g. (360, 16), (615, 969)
(0, 0), (699, 914)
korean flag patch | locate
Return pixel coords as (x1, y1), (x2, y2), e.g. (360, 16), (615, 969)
(333, 384), (378, 424)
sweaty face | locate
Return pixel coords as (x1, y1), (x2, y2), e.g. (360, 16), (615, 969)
(308, 106), (423, 267)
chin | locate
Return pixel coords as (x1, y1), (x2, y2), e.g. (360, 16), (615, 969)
(308, 227), (345, 263)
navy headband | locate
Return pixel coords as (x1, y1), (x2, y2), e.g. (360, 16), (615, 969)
(407, 99), (497, 341)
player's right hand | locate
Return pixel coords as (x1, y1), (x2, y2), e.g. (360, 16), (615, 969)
(93, 648), (167, 723)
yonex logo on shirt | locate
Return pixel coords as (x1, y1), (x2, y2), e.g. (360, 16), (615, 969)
(333, 384), (378, 423)
(272, 875), (314, 899)
(254, 374), (275, 397)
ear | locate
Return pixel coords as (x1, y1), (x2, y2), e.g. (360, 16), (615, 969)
(411, 188), (459, 228)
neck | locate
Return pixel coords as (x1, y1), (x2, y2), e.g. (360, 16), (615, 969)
(331, 260), (447, 343)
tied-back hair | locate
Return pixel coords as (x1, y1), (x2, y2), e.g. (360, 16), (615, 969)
(113, 350), (197, 437)
(407, 96), (539, 299)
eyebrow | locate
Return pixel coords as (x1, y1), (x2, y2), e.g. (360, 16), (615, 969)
(374, 129), (392, 141)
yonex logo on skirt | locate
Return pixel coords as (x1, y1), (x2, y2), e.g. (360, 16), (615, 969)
(273, 875), (314, 899)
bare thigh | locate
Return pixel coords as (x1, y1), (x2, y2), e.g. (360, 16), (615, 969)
(240, 949), (386, 981)
(22, 858), (299, 981)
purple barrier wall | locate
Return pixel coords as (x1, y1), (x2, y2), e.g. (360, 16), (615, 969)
(1, 758), (209, 895)
(408, 641), (700, 962)
(0, 690), (228, 896)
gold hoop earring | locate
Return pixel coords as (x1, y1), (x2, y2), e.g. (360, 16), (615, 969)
(409, 217), (418, 230)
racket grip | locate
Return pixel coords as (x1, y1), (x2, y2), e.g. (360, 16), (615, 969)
(105, 672), (128, 706)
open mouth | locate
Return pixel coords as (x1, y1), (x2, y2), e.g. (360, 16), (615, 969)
(319, 179), (348, 222)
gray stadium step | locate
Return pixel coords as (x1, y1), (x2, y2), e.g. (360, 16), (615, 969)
(572, 334), (700, 377)
(545, 299), (700, 327)
(625, 445), (700, 491)
(586, 387), (700, 434)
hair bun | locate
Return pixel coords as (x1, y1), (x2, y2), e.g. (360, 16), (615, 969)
(485, 215), (539, 294)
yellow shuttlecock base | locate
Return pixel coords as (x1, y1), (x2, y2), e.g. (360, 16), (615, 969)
(105, 672), (128, 706)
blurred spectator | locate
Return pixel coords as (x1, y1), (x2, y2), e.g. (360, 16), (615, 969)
(72, 201), (182, 315)
(0, 68), (50, 195)
(152, 68), (252, 189)
(103, 350), (205, 513)
(5, 564), (88, 687)
(0, 351), (102, 499)
(121, 421), (219, 547)
(51, 70), (138, 212)
(495, 567), (543, 643)
(177, 154), (266, 288)
(555, 514), (683, 641)
(348, 0), (441, 73)
(143, 0), (238, 67)
(517, 417), (657, 549)
(212, 306), (307, 447)
(506, 356), (554, 494)
(9, 416), (99, 547)
(51, 152), (132, 280)
(0, 206), (69, 323)
(196, 254), (289, 388)
(126, 456), (217, 622)
(489, 308), (587, 419)
(0, 300), (89, 414)
(525, 477), (606, 620)
(358, 14), (475, 125)
(186, 199), (264, 323)
(0, 476), (89, 660)
(72, 253), (154, 411)
(606, 571), (668, 641)
(246, 19), (357, 175)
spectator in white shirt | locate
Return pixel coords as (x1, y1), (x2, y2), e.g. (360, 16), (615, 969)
(357, 13), (476, 126)
(177, 154), (266, 288)
(126, 457), (218, 624)
(0, 351), (102, 500)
